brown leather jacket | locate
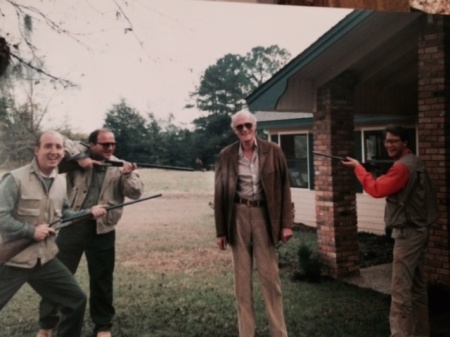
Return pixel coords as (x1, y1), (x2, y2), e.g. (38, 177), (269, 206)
(214, 139), (293, 245)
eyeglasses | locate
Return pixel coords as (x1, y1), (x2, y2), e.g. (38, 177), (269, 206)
(383, 139), (402, 145)
(97, 142), (116, 149)
(235, 123), (253, 132)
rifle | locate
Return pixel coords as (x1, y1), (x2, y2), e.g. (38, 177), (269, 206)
(104, 160), (194, 172)
(313, 151), (393, 174)
(0, 193), (162, 266)
(312, 151), (346, 161)
(58, 157), (194, 173)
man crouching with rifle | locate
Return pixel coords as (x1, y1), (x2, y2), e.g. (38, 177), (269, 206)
(38, 128), (144, 337)
(0, 130), (107, 337)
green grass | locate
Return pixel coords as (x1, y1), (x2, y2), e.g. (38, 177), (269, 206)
(0, 169), (449, 337)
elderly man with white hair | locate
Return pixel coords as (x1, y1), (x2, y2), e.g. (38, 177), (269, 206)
(214, 109), (294, 337)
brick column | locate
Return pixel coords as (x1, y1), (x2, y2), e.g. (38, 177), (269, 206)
(418, 14), (450, 287)
(313, 71), (359, 278)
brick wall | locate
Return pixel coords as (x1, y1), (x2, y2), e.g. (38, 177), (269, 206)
(313, 70), (360, 278)
(417, 14), (450, 287)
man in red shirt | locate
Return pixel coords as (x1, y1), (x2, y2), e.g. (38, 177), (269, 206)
(342, 124), (439, 337)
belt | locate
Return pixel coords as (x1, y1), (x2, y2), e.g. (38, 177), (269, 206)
(234, 197), (266, 207)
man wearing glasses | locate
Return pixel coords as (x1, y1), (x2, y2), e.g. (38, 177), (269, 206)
(214, 110), (293, 337)
(342, 124), (439, 337)
(38, 128), (144, 337)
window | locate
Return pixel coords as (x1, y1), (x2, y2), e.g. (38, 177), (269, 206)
(279, 134), (309, 188)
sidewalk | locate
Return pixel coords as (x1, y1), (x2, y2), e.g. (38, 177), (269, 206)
(342, 263), (392, 295)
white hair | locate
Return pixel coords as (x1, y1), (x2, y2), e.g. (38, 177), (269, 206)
(230, 110), (257, 129)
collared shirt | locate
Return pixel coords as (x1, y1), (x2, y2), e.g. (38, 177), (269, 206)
(38, 169), (58, 179)
(81, 165), (106, 209)
(38, 169), (57, 192)
(236, 140), (264, 201)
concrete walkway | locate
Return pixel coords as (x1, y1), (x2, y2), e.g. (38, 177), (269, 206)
(342, 263), (392, 295)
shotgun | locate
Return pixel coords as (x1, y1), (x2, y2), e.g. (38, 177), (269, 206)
(0, 193), (162, 266)
(313, 151), (393, 174)
(312, 151), (346, 161)
(58, 157), (194, 173)
(104, 160), (194, 172)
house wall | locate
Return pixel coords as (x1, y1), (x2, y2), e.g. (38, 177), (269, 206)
(417, 14), (450, 287)
(292, 188), (386, 235)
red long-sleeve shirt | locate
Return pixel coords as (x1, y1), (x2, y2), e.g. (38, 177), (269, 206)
(354, 153), (410, 198)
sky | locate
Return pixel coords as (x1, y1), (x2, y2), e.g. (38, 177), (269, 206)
(1, 0), (352, 133)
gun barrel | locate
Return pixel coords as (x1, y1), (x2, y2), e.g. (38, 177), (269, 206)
(0, 194), (163, 265)
(105, 160), (194, 172)
(312, 151), (346, 161)
(52, 193), (163, 229)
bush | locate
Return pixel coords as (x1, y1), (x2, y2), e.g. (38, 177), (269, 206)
(292, 243), (322, 282)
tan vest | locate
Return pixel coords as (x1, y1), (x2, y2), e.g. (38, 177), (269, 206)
(4, 161), (66, 268)
(384, 153), (439, 229)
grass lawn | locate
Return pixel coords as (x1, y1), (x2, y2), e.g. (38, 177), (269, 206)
(0, 168), (449, 336)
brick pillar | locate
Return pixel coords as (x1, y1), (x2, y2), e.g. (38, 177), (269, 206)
(313, 71), (359, 278)
(418, 14), (450, 288)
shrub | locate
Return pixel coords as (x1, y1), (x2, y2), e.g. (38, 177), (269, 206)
(293, 243), (322, 282)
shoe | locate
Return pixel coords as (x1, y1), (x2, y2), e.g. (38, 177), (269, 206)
(36, 329), (53, 337)
(96, 332), (112, 337)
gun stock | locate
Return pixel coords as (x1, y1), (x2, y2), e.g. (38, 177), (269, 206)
(0, 193), (162, 266)
(0, 238), (34, 266)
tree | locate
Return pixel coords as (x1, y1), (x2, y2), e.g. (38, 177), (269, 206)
(103, 99), (151, 162)
(189, 45), (291, 166)
(103, 101), (197, 168)
(191, 53), (251, 116)
(1, 0), (138, 87)
(159, 114), (197, 167)
(244, 45), (292, 88)
(0, 94), (44, 167)
(0, 64), (54, 168)
(193, 113), (234, 168)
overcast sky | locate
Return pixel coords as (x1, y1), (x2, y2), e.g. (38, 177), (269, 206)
(1, 0), (351, 133)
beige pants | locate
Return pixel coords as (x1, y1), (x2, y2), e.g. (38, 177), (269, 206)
(390, 227), (429, 337)
(231, 204), (288, 337)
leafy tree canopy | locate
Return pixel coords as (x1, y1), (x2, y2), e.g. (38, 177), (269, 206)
(189, 45), (291, 165)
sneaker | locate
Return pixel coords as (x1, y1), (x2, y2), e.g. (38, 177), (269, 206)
(36, 329), (53, 337)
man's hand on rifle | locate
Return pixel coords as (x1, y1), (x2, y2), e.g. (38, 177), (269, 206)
(77, 157), (103, 169)
(341, 156), (361, 168)
(120, 161), (137, 175)
(34, 224), (56, 241)
(90, 205), (108, 218)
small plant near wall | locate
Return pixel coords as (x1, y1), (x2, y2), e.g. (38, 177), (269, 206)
(293, 243), (323, 283)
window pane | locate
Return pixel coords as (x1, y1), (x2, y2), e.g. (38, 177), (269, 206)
(280, 134), (308, 188)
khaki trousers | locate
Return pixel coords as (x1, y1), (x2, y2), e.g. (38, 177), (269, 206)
(231, 203), (288, 337)
(390, 227), (429, 337)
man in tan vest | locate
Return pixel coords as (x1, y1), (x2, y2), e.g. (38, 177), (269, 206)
(0, 130), (106, 337)
(343, 124), (439, 337)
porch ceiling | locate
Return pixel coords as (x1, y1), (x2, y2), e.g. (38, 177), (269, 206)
(246, 10), (425, 115)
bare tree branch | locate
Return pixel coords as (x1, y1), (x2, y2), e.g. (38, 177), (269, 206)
(7, 49), (76, 87)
